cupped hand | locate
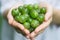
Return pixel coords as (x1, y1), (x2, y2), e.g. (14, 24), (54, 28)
(7, 3), (30, 38)
(30, 2), (53, 40)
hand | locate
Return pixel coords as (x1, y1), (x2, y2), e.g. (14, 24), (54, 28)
(30, 2), (53, 40)
(7, 3), (30, 38)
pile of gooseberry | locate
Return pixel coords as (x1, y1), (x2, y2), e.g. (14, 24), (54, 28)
(12, 4), (46, 33)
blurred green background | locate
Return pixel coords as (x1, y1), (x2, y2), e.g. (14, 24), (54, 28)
(0, 12), (2, 40)
(0, 1), (2, 40)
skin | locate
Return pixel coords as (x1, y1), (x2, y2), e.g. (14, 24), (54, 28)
(53, 8), (60, 25)
(7, 2), (53, 40)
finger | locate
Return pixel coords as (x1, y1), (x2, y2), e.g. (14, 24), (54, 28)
(45, 4), (53, 21)
(26, 33), (30, 39)
(7, 10), (14, 24)
(34, 17), (52, 34)
(23, 28), (30, 35)
(30, 17), (52, 38)
(30, 32), (36, 38)
(30, 32), (35, 40)
(25, 31), (30, 39)
(12, 20), (24, 31)
(12, 20), (30, 36)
